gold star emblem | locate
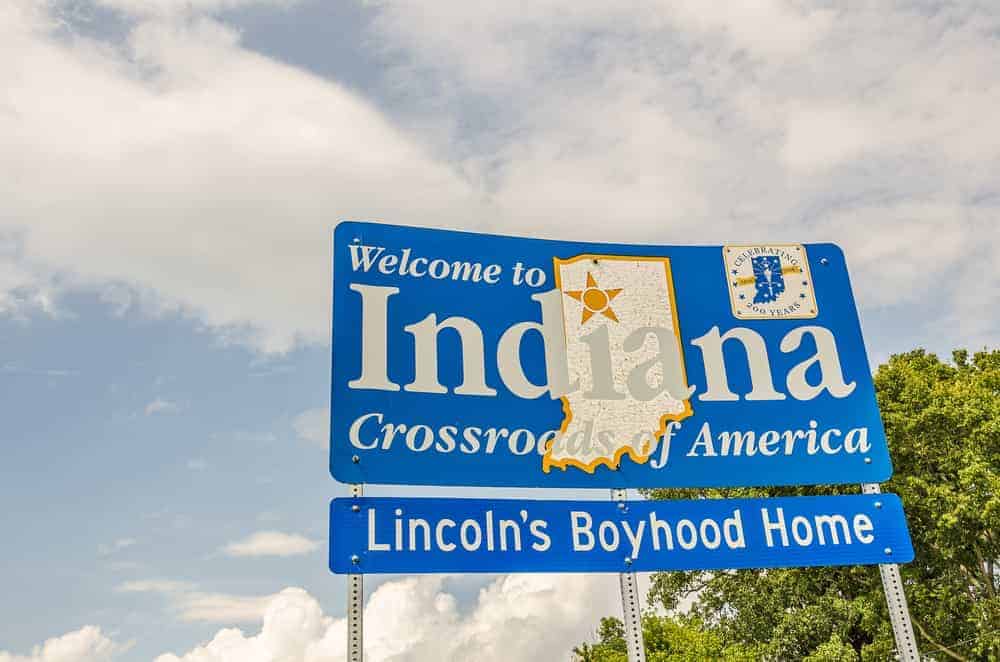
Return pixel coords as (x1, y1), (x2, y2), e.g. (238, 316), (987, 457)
(565, 272), (623, 324)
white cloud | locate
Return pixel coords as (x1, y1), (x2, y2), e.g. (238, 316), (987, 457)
(811, 202), (999, 350)
(6, 577), (625, 661)
(369, 0), (1000, 352)
(813, 203), (975, 308)
(1, 364), (78, 377)
(231, 430), (278, 443)
(1, 1), (480, 353)
(118, 579), (197, 594)
(155, 574), (627, 662)
(117, 579), (273, 624)
(292, 408), (328, 448)
(0, 625), (129, 662)
(662, 1), (833, 56)
(187, 458), (208, 471)
(152, 587), (329, 662)
(175, 593), (276, 625)
(2, 0), (999, 358)
(0, 261), (49, 319)
(103, 560), (144, 572)
(98, 538), (137, 556)
(371, 0), (831, 92)
(781, 105), (874, 171)
(145, 398), (179, 415)
(93, 0), (297, 17)
(221, 531), (321, 558)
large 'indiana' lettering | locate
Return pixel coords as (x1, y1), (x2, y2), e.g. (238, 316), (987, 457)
(347, 285), (856, 402)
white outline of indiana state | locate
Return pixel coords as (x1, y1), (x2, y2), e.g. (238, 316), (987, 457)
(543, 254), (693, 474)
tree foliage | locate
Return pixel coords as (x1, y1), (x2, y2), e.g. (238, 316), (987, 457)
(574, 349), (1000, 661)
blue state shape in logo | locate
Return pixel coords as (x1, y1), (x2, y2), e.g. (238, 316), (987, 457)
(752, 255), (785, 304)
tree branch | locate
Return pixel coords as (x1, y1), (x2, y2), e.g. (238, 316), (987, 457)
(913, 618), (969, 662)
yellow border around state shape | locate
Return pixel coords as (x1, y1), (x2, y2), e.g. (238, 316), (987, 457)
(723, 244), (819, 320)
(542, 254), (694, 475)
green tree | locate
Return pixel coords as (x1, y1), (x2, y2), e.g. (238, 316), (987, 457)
(572, 617), (627, 662)
(573, 614), (759, 662)
(574, 349), (1000, 661)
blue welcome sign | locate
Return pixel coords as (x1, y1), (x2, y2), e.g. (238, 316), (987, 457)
(329, 495), (913, 574)
(331, 221), (891, 488)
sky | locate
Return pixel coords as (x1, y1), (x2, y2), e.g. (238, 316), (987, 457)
(1, 0), (998, 660)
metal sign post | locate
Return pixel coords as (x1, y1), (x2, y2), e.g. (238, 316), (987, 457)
(348, 483), (364, 662)
(612, 489), (646, 662)
(861, 483), (919, 661)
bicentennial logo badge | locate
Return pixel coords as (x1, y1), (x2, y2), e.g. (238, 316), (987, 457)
(724, 245), (817, 320)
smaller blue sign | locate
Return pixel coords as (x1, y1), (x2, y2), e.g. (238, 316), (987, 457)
(329, 494), (912, 574)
